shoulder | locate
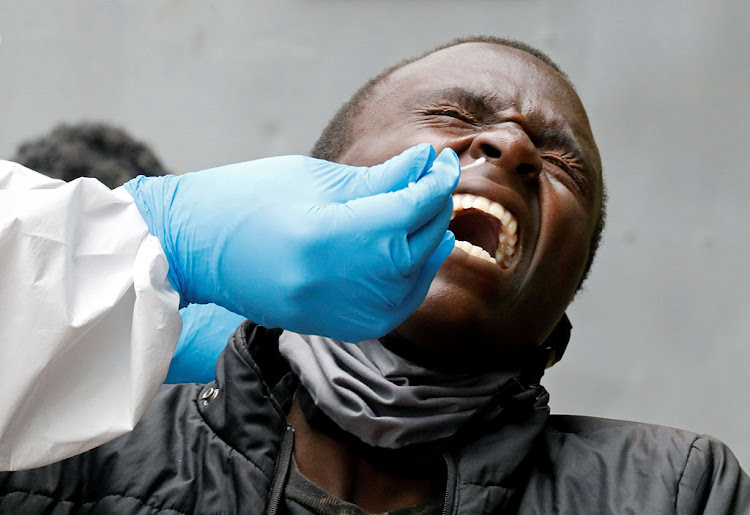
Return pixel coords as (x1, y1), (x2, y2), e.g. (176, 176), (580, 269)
(543, 414), (739, 479)
(543, 415), (700, 491)
(546, 413), (700, 450)
(528, 415), (750, 513)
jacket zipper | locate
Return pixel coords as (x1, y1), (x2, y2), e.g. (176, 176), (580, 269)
(442, 453), (457, 515)
(266, 425), (295, 515)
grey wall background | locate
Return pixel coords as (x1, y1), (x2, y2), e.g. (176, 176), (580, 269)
(2, 1), (748, 467)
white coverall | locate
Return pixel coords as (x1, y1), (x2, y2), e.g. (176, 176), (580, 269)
(0, 161), (182, 471)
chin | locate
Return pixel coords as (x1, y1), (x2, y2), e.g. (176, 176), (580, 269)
(392, 277), (555, 373)
(393, 295), (505, 372)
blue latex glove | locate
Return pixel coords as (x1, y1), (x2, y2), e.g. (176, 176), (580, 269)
(125, 144), (459, 342)
(165, 303), (243, 383)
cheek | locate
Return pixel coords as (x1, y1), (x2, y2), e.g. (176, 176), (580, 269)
(342, 139), (413, 167)
(534, 181), (593, 297)
(342, 128), (456, 167)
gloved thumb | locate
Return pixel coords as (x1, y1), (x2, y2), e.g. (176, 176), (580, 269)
(313, 143), (436, 203)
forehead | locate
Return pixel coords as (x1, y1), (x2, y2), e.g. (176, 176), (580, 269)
(387, 43), (582, 120)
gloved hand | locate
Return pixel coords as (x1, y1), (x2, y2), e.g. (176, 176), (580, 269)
(124, 144), (459, 342)
(165, 303), (244, 383)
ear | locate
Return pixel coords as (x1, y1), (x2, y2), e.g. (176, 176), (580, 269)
(541, 313), (571, 369)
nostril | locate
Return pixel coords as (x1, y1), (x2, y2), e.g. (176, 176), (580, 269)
(480, 143), (501, 159)
(516, 162), (539, 176)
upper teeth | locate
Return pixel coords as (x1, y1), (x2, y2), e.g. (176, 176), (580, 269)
(451, 193), (518, 268)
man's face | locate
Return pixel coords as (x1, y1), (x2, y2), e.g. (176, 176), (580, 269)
(339, 43), (603, 370)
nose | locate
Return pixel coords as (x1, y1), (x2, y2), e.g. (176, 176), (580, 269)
(469, 123), (543, 180)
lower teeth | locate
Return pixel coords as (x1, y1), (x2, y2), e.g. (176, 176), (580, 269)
(454, 240), (514, 267)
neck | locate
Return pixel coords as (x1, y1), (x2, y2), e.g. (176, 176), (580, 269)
(287, 397), (444, 513)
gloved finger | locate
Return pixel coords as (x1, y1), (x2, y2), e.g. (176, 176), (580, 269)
(400, 147), (459, 232)
(402, 196), (454, 273)
(360, 143), (437, 195)
(388, 231), (455, 324)
(313, 143), (436, 203)
(355, 147), (459, 233)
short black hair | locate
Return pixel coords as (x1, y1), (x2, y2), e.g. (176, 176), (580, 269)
(311, 35), (605, 289)
(12, 122), (168, 189)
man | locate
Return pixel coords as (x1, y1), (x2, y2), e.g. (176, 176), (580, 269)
(1, 36), (747, 513)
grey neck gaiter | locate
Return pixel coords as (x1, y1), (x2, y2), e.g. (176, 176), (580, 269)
(278, 331), (518, 449)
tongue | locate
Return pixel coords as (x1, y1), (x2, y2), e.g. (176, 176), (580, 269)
(448, 210), (501, 255)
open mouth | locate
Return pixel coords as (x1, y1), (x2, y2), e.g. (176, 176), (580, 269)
(449, 193), (518, 268)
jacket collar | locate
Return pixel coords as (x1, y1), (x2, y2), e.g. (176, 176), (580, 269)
(197, 322), (296, 479)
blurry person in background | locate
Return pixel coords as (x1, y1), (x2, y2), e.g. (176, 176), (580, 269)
(12, 122), (242, 383)
(12, 122), (168, 188)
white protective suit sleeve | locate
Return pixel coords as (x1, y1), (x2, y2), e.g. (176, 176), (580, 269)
(0, 160), (182, 471)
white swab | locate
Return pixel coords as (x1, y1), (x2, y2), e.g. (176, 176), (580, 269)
(461, 157), (486, 171)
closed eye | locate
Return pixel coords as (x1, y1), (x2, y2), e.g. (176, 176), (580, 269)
(419, 108), (480, 127)
(541, 151), (591, 196)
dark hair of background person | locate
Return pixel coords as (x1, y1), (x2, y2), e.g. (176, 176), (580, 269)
(311, 35), (607, 290)
(12, 122), (169, 189)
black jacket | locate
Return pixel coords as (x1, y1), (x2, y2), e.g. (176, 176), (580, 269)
(1, 322), (748, 514)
